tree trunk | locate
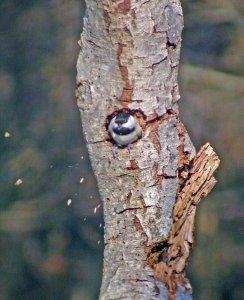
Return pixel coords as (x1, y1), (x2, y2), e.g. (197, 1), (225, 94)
(76, 1), (220, 299)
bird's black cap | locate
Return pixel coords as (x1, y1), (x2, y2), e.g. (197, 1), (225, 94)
(115, 112), (131, 124)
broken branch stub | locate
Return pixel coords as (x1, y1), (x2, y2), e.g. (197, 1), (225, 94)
(76, 1), (220, 299)
(151, 143), (220, 299)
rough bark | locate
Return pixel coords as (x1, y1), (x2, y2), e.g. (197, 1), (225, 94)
(76, 1), (220, 299)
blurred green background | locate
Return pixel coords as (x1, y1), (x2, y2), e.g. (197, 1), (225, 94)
(0, 1), (243, 299)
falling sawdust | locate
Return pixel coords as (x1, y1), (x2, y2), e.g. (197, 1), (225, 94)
(67, 199), (72, 206)
(15, 179), (23, 186)
(4, 131), (11, 138)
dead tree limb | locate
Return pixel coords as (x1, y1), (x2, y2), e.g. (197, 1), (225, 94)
(76, 1), (220, 299)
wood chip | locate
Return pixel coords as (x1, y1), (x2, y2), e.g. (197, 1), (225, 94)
(15, 179), (23, 186)
(4, 131), (11, 138)
(67, 199), (72, 206)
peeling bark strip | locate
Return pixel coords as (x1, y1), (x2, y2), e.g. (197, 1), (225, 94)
(150, 143), (220, 299)
(76, 1), (219, 299)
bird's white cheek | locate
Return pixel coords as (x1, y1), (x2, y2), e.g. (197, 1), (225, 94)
(124, 116), (136, 129)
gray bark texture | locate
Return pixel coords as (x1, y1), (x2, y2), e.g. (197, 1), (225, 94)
(76, 1), (220, 299)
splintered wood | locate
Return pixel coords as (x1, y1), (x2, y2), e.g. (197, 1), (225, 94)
(151, 143), (220, 298)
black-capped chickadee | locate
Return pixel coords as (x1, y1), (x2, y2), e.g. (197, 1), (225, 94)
(108, 111), (142, 158)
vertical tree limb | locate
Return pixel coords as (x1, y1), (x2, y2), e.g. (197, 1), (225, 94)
(76, 1), (220, 299)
